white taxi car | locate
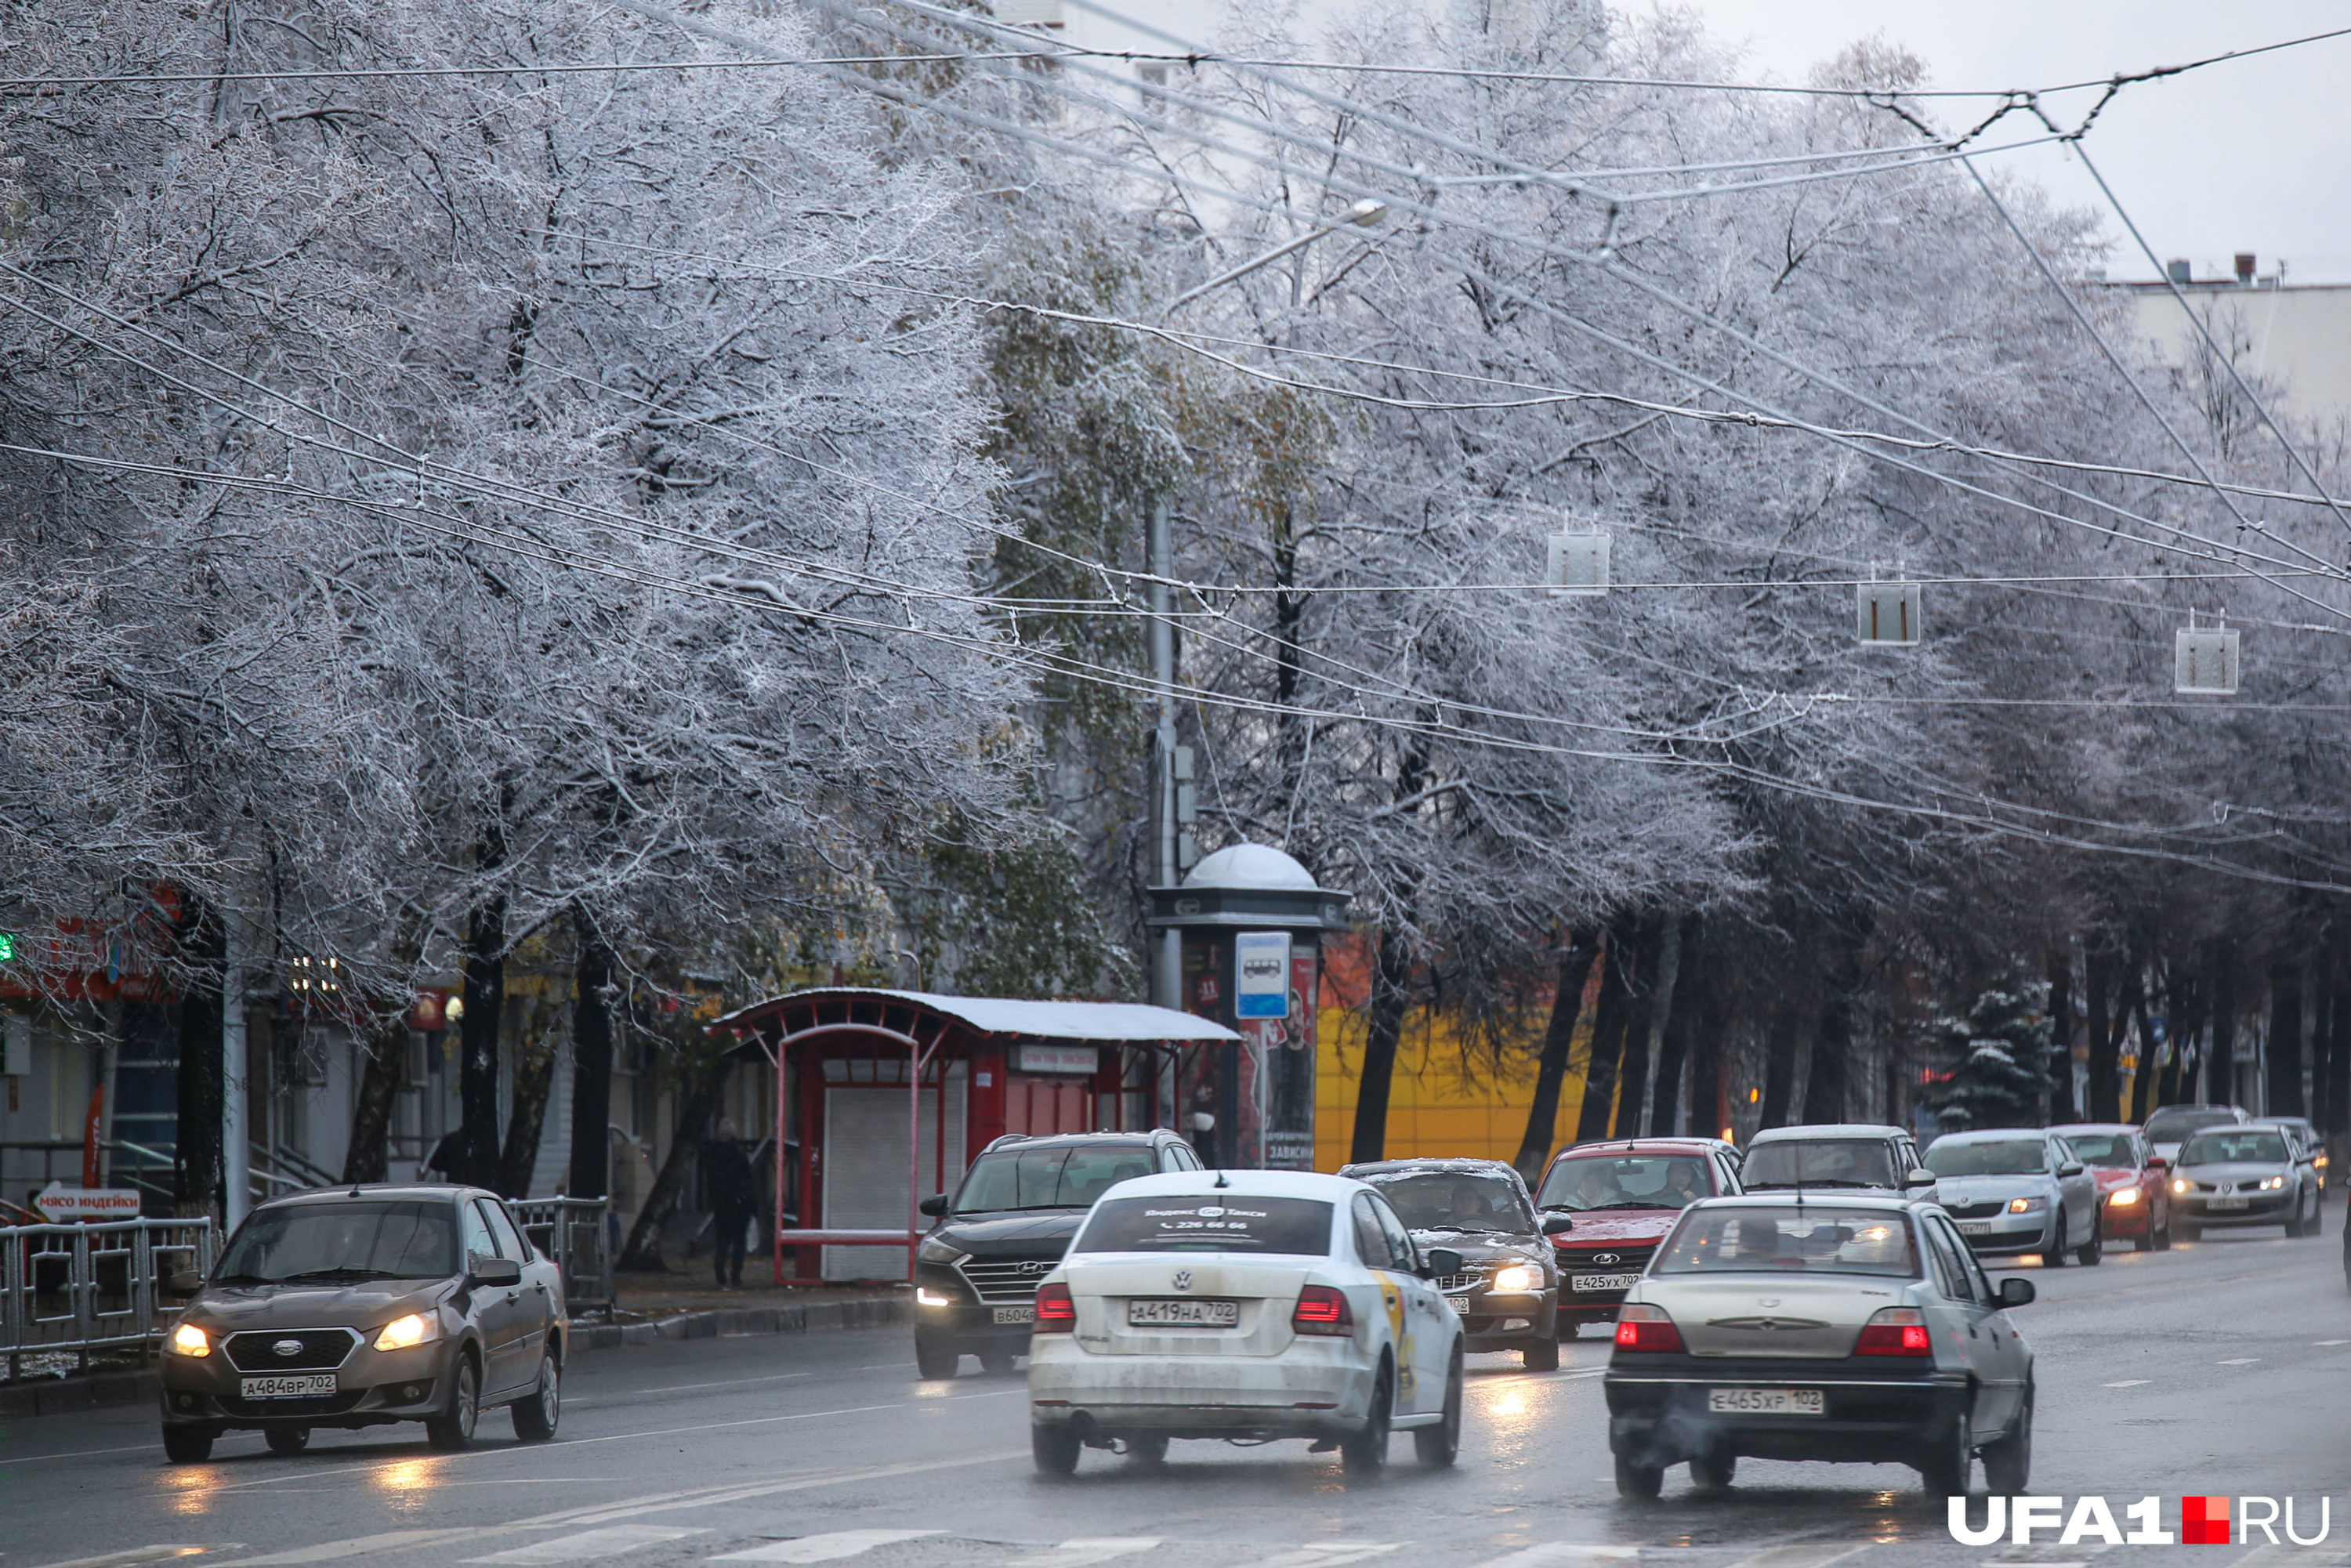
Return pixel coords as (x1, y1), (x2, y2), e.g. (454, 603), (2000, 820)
(1027, 1170), (1467, 1476)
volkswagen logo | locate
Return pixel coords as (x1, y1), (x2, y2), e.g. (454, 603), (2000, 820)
(1592, 1252), (1620, 1266)
(1171, 1269), (1194, 1292)
(1758, 1298), (1781, 1309)
(1017, 1259), (1051, 1276)
(272, 1338), (304, 1359)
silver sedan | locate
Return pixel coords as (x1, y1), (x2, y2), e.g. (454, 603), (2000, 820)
(2170, 1126), (2321, 1240)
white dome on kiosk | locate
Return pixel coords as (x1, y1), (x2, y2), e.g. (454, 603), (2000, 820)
(1182, 842), (1320, 892)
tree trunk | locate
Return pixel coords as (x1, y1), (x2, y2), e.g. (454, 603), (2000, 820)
(2267, 961), (2305, 1116)
(2206, 943), (2236, 1106)
(618, 1052), (735, 1272)
(1574, 919), (1638, 1142)
(498, 1001), (559, 1198)
(2158, 960), (2198, 1110)
(2046, 948), (2076, 1123)
(2127, 968), (2160, 1125)
(2085, 951), (2121, 1122)
(1512, 930), (1600, 1182)
(1804, 993), (1851, 1125)
(342, 1014), (408, 1185)
(173, 895), (225, 1219)
(1683, 949), (1733, 1141)
(2328, 958), (2351, 1136)
(1649, 916), (1704, 1137)
(459, 892), (508, 1188)
(1610, 916), (1666, 1139)
(1349, 922), (1416, 1165)
(1759, 1001), (1802, 1132)
(568, 912), (616, 1200)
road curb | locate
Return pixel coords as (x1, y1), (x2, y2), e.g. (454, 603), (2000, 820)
(0, 1296), (907, 1420)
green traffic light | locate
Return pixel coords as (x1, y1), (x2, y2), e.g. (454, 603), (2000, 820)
(0, 931), (16, 962)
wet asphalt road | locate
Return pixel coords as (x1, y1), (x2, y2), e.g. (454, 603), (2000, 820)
(3, 1219), (2349, 1568)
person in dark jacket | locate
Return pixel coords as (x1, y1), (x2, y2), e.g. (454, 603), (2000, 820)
(705, 1118), (758, 1287)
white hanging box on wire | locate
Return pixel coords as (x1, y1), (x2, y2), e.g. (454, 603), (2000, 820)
(2175, 621), (2241, 695)
(1547, 531), (1610, 596)
(1856, 580), (1922, 646)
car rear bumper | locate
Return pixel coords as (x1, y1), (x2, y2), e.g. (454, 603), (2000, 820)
(1605, 1358), (1965, 1465)
(1027, 1336), (1374, 1432)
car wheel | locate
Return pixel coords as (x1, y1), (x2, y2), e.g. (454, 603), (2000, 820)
(1123, 1432), (1169, 1465)
(2045, 1211), (2067, 1267)
(1613, 1453), (1664, 1500)
(1918, 1409), (1972, 1497)
(511, 1353), (560, 1443)
(265, 1427), (311, 1455)
(2078, 1217), (2103, 1266)
(978, 1345), (1020, 1376)
(161, 1425), (217, 1464)
(1415, 1346), (1463, 1468)
(1980, 1385), (2033, 1494)
(1523, 1335), (1560, 1371)
(1340, 1358), (1393, 1476)
(426, 1355), (480, 1452)
(914, 1334), (961, 1380)
(1031, 1423), (1082, 1477)
(1690, 1449), (1736, 1490)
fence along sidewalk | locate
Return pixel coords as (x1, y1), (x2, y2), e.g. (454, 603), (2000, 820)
(2, 1217), (216, 1377)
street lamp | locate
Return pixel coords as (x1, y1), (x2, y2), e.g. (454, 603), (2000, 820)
(1160, 197), (1389, 317)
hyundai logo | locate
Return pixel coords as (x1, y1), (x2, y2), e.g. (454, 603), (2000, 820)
(1018, 1259), (1051, 1276)
(1591, 1253), (1620, 1266)
(272, 1338), (304, 1358)
(1171, 1269), (1194, 1292)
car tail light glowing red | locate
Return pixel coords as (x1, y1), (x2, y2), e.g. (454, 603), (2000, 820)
(1854, 1306), (1931, 1356)
(1292, 1285), (1353, 1335)
(1035, 1282), (1075, 1333)
(1613, 1303), (1683, 1353)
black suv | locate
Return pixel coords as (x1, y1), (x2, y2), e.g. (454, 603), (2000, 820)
(912, 1129), (1201, 1378)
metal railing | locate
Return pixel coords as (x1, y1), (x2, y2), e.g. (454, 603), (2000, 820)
(511, 1197), (614, 1316)
(3, 1218), (218, 1378)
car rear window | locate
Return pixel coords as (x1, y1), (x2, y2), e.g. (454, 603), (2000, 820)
(2182, 1130), (2288, 1165)
(1656, 1206), (1919, 1278)
(1070, 1196), (1333, 1255)
(215, 1200), (458, 1284)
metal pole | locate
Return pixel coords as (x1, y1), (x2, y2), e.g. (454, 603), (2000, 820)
(1149, 498), (1183, 1012)
(221, 897), (250, 1233)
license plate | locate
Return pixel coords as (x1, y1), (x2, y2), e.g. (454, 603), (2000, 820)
(1707, 1386), (1824, 1416)
(1571, 1273), (1640, 1293)
(1448, 1295), (1471, 1316)
(240, 1374), (337, 1400)
(993, 1305), (1035, 1325)
(1127, 1298), (1239, 1327)
(1956, 1220), (1994, 1236)
(2209, 1196), (2249, 1211)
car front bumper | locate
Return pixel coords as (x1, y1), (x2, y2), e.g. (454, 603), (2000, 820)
(1604, 1356), (1965, 1466)
(1951, 1215), (2059, 1255)
(1027, 1335), (1375, 1439)
(1444, 1288), (1556, 1349)
(2099, 1197), (2154, 1237)
(2179, 1192), (2295, 1226)
(158, 1338), (456, 1430)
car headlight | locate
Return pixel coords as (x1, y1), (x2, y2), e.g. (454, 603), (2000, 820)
(169, 1323), (211, 1357)
(915, 1236), (966, 1266)
(2262, 1175), (2287, 1191)
(2007, 1196), (2047, 1214)
(374, 1313), (440, 1351)
(2172, 1178), (2190, 1194)
(1490, 1264), (1540, 1294)
(2106, 1187), (2139, 1206)
(915, 1287), (957, 1307)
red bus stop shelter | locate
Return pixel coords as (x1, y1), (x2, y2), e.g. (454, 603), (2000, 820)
(714, 988), (1240, 1284)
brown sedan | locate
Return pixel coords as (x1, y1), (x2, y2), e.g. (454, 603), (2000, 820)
(160, 1183), (567, 1461)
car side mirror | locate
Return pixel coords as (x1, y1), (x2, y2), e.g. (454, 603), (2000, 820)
(1421, 1247), (1463, 1279)
(165, 1270), (204, 1297)
(1541, 1212), (1574, 1236)
(918, 1193), (949, 1219)
(2059, 1161), (2085, 1179)
(1995, 1276), (2035, 1309)
(472, 1256), (523, 1288)
(1904, 1168), (1937, 1188)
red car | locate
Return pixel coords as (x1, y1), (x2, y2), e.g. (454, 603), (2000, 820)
(2052, 1122), (2172, 1251)
(1534, 1137), (1744, 1333)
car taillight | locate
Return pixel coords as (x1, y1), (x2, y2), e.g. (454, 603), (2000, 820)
(1613, 1303), (1683, 1353)
(1292, 1285), (1353, 1336)
(1854, 1306), (1932, 1356)
(1035, 1282), (1074, 1333)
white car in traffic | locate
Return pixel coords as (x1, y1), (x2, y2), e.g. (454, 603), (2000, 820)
(1027, 1170), (1467, 1476)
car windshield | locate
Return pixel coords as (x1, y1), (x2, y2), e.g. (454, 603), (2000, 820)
(1656, 1206), (1919, 1277)
(2061, 1134), (2137, 1167)
(2181, 1130), (2289, 1165)
(2145, 1108), (2238, 1143)
(1071, 1195), (1333, 1255)
(1536, 1154), (1714, 1211)
(1741, 1139), (1900, 1190)
(952, 1144), (1154, 1213)
(1925, 1139), (2048, 1177)
(1357, 1171), (1531, 1233)
(214, 1201), (458, 1284)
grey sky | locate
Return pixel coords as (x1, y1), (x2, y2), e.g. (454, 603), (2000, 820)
(1665, 2), (2351, 284)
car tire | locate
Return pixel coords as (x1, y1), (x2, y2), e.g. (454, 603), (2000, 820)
(2045, 1211), (2067, 1266)
(1918, 1409), (1971, 1498)
(161, 1425), (217, 1464)
(914, 1335), (961, 1380)
(1340, 1359), (1392, 1476)
(265, 1427), (311, 1455)
(2078, 1218), (2103, 1266)
(1415, 1346), (1462, 1468)
(1031, 1423), (1082, 1477)
(1980, 1385), (2033, 1494)
(1123, 1432), (1169, 1465)
(1690, 1450), (1736, 1490)
(426, 1355), (480, 1452)
(511, 1353), (560, 1442)
(978, 1345), (1020, 1376)
(1613, 1453), (1664, 1500)
(1523, 1336), (1559, 1371)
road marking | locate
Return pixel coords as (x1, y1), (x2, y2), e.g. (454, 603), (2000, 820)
(2218, 1358), (2261, 1366)
(230, 1533), (484, 1565)
(592, 1373), (816, 1400)
(2102, 1379), (2150, 1388)
(2318, 1340), (2350, 1347)
(1005, 1541), (1162, 1568)
(463, 1527), (708, 1565)
(1472, 1548), (1639, 1568)
(37, 1552), (239, 1568)
(1249, 1545), (1402, 1568)
(1727, 1549), (1865, 1568)
(529, 1450), (1030, 1528)
(712, 1532), (940, 1564)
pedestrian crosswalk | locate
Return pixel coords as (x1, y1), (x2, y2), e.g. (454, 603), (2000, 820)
(715, 1534), (944, 1565)
(465, 1527), (712, 1565)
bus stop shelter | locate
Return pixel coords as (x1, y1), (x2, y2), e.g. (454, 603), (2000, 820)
(714, 988), (1240, 1284)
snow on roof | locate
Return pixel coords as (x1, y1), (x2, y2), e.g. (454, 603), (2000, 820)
(1182, 842), (1323, 892)
(715, 987), (1241, 1044)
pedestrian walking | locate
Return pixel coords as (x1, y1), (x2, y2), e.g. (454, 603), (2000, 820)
(705, 1117), (757, 1288)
